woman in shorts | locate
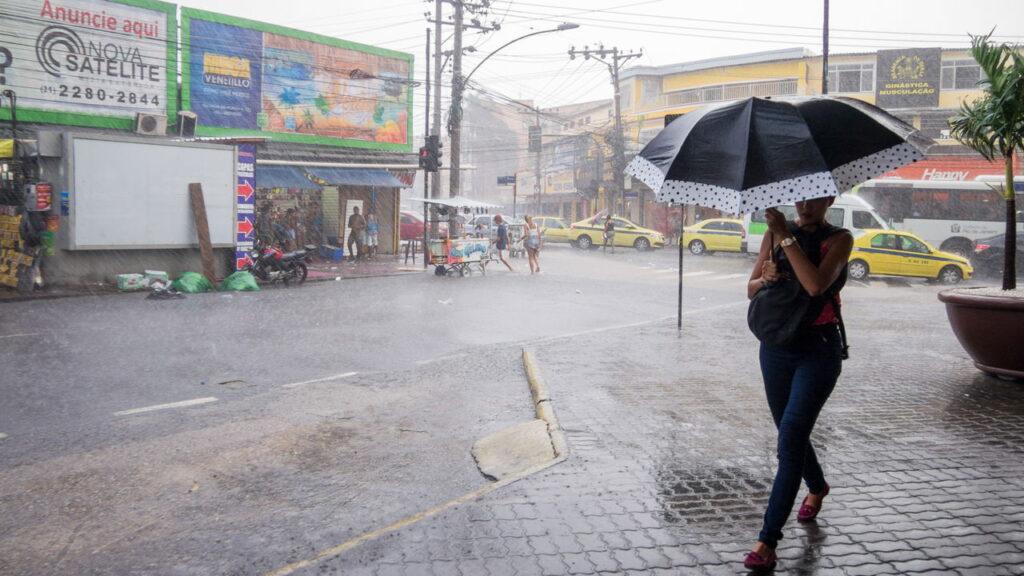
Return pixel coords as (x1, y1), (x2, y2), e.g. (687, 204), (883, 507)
(524, 215), (542, 274)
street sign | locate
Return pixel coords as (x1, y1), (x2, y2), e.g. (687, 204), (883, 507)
(497, 175), (516, 186)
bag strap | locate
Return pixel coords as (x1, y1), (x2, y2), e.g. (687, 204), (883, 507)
(832, 294), (850, 360)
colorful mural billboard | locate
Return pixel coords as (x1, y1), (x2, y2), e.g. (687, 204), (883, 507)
(181, 9), (413, 150)
(0, 0), (177, 129)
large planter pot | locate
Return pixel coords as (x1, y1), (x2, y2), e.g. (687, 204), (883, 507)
(938, 287), (1024, 380)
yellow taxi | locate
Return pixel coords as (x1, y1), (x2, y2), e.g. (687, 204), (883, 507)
(534, 216), (572, 244)
(569, 215), (666, 250)
(849, 229), (973, 284)
(682, 218), (746, 255)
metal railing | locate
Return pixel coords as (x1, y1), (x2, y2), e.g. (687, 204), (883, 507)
(657, 78), (799, 109)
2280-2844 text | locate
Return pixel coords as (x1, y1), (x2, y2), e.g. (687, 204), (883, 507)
(39, 85), (160, 106)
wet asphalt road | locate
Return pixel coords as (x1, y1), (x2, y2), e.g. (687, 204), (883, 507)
(0, 244), (997, 575)
(0, 245), (746, 575)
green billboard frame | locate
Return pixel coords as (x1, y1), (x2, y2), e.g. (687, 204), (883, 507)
(0, 0), (179, 130)
(180, 7), (415, 152)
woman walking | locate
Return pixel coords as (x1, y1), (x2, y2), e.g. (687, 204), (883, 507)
(602, 214), (616, 253)
(493, 214), (515, 272)
(744, 196), (853, 572)
(524, 215), (542, 274)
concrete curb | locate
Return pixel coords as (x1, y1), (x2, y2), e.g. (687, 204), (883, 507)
(522, 348), (569, 459)
(0, 268), (421, 305)
(263, 351), (569, 576)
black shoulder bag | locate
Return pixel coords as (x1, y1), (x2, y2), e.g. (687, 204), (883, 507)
(747, 224), (849, 351)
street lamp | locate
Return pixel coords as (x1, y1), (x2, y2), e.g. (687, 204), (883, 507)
(449, 22), (579, 200)
(463, 22), (579, 85)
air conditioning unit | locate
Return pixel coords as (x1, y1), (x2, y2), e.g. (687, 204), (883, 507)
(135, 113), (167, 136)
(178, 111), (198, 139)
(939, 129), (951, 140)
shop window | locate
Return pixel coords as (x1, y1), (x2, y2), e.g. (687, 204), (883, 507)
(828, 63), (874, 93)
(641, 77), (661, 105)
(941, 59), (981, 90)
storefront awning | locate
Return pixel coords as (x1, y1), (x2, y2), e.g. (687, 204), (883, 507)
(305, 167), (406, 188)
(0, 139), (13, 158)
(255, 165), (320, 189)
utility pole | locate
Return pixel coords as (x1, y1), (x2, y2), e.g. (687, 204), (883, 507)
(441, 1), (500, 199)
(822, 0), (830, 94)
(534, 110), (542, 215)
(431, 0), (443, 200)
(423, 28), (431, 268)
(569, 45), (641, 217)
(448, 0), (464, 198)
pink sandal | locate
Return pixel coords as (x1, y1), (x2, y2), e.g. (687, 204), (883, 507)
(797, 483), (830, 522)
(743, 549), (777, 572)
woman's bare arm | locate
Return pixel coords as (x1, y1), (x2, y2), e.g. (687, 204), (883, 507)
(747, 233), (774, 299)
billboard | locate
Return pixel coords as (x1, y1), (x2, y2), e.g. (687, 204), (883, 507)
(0, 0), (177, 129)
(875, 48), (941, 109)
(181, 9), (413, 151)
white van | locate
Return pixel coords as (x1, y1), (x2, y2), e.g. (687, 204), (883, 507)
(742, 195), (888, 253)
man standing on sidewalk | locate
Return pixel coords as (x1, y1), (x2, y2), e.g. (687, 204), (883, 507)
(347, 206), (366, 262)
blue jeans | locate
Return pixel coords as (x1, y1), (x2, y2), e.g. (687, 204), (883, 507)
(757, 325), (843, 549)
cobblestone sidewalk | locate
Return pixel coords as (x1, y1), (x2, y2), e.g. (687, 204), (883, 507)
(304, 287), (1024, 576)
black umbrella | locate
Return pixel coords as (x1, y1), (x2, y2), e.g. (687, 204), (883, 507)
(624, 96), (932, 329)
(626, 96), (931, 213)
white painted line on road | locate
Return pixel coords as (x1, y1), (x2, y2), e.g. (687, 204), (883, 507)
(682, 270), (714, 278)
(282, 372), (358, 389)
(114, 397), (218, 416)
(0, 332), (43, 340)
(415, 353), (467, 366)
(921, 350), (970, 363)
(718, 273), (749, 280)
(0, 432), (7, 441)
(530, 300), (748, 346)
(652, 268), (679, 274)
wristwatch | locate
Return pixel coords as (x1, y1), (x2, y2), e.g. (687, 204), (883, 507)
(780, 236), (797, 248)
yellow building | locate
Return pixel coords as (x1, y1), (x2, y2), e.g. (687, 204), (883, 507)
(619, 47), (983, 152)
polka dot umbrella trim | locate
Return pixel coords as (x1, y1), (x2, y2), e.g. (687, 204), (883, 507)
(625, 97), (931, 214)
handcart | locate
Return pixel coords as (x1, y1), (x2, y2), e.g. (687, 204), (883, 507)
(429, 238), (493, 277)
(507, 223), (527, 258)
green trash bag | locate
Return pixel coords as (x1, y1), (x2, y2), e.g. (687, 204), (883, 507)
(220, 271), (260, 292)
(171, 271), (214, 293)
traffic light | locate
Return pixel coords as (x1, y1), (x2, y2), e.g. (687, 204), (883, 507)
(428, 135), (443, 168)
(419, 136), (443, 172)
(419, 146), (435, 171)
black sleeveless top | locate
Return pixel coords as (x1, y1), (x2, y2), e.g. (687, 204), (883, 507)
(773, 221), (849, 326)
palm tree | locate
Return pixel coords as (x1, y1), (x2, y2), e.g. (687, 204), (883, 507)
(950, 32), (1023, 290)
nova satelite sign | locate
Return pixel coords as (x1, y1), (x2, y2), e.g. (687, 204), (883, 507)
(0, 0), (176, 129)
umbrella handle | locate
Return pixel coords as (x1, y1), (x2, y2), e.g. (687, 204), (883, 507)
(768, 231), (775, 264)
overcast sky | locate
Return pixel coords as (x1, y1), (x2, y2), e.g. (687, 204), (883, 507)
(177, 0), (1024, 130)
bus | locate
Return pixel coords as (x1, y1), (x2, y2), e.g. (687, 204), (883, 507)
(853, 178), (1024, 258)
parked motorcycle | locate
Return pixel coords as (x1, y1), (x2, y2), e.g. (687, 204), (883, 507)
(245, 244), (309, 285)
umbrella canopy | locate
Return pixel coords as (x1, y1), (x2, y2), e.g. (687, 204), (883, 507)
(625, 96), (932, 214)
